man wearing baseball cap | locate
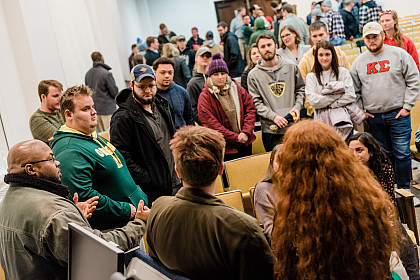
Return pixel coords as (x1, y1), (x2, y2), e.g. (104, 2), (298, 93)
(110, 64), (179, 205)
(187, 46), (212, 124)
(350, 22), (420, 192)
(177, 35), (196, 74)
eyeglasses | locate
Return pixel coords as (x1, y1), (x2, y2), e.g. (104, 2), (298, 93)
(21, 156), (55, 167)
(379, 10), (392, 15)
(134, 83), (156, 91)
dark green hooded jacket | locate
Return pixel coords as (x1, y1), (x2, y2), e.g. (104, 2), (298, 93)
(249, 18), (274, 46)
(51, 126), (147, 230)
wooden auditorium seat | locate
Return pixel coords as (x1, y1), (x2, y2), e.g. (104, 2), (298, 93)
(252, 131), (266, 155)
(223, 153), (271, 216)
(215, 190), (245, 212)
(409, 102), (420, 161)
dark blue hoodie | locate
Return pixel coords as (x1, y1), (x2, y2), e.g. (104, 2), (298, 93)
(157, 82), (194, 129)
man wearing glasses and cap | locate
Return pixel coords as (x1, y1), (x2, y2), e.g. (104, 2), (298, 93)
(351, 22), (420, 193)
(110, 64), (179, 205)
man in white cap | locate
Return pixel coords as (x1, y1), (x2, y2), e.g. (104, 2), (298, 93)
(350, 22), (420, 193)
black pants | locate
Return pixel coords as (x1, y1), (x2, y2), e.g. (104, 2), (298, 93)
(224, 144), (252, 162)
(262, 132), (284, 152)
(398, 222), (420, 279)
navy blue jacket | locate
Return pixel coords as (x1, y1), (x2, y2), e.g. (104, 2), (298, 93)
(157, 82), (194, 129)
(145, 49), (160, 66)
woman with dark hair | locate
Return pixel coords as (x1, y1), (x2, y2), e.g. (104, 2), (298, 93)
(240, 43), (261, 93)
(253, 144), (281, 239)
(347, 132), (420, 279)
(347, 132), (395, 204)
(380, 10), (420, 72)
(271, 120), (398, 280)
(305, 40), (364, 139)
(276, 25), (311, 64)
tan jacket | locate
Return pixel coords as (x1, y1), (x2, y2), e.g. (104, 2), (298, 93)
(146, 187), (274, 280)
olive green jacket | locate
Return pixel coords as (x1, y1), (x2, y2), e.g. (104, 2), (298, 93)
(0, 175), (145, 280)
(146, 187), (274, 280)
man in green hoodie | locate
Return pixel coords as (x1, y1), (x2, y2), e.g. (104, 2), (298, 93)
(50, 85), (148, 230)
(248, 17), (273, 46)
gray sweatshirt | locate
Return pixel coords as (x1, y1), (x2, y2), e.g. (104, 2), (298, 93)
(248, 55), (306, 134)
(350, 45), (420, 113)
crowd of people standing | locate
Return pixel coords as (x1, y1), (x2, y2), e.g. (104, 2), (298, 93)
(1, 0), (420, 279)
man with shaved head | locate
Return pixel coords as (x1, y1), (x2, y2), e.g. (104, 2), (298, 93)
(0, 139), (150, 280)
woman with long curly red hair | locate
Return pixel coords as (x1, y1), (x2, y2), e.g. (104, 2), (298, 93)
(271, 120), (399, 280)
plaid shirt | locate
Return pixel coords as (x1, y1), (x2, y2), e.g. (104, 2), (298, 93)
(326, 9), (346, 40)
(359, 2), (382, 33)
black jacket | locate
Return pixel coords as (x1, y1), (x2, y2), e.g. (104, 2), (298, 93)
(145, 49), (160, 66)
(179, 48), (196, 74)
(220, 31), (245, 78)
(158, 31), (177, 44)
(187, 37), (204, 51)
(186, 71), (207, 124)
(173, 56), (191, 88)
(340, 9), (359, 39)
(85, 62), (118, 115)
(110, 89), (175, 205)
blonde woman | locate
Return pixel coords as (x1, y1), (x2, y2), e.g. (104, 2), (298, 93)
(161, 43), (191, 88)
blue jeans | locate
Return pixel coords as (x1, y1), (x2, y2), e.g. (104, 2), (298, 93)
(330, 36), (346, 46)
(367, 109), (412, 189)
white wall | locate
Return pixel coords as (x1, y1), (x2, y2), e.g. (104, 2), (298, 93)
(146, 0), (219, 43)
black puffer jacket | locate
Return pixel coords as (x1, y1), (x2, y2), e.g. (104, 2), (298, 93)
(186, 70), (207, 124)
(340, 9), (359, 39)
(220, 31), (245, 78)
(110, 88), (175, 205)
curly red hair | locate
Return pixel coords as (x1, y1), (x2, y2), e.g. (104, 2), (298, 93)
(271, 120), (398, 280)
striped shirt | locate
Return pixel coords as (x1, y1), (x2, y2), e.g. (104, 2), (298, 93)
(29, 109), (64, 143)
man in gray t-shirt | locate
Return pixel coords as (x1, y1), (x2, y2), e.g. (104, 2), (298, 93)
(351, 22), (420, 190)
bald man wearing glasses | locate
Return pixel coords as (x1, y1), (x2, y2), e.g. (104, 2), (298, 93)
(0, 139), (149, 280)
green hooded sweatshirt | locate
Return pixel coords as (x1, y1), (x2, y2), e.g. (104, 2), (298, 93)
(249, 18), (274, 46)
(50, 125), (148, 230)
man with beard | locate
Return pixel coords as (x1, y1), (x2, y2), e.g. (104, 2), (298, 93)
(29, 80), (64, 143)
(110, 64), (178, 205)
(0, 139), (149, 279)
(247, 33), (305, 151)
(154, 57), (194, 129)
(351, 22), (420, 191)
(217, 21), (245, 78)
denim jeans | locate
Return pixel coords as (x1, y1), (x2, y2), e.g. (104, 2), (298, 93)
(367, 109), (412, 189)
(330, 36), (346, 46)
